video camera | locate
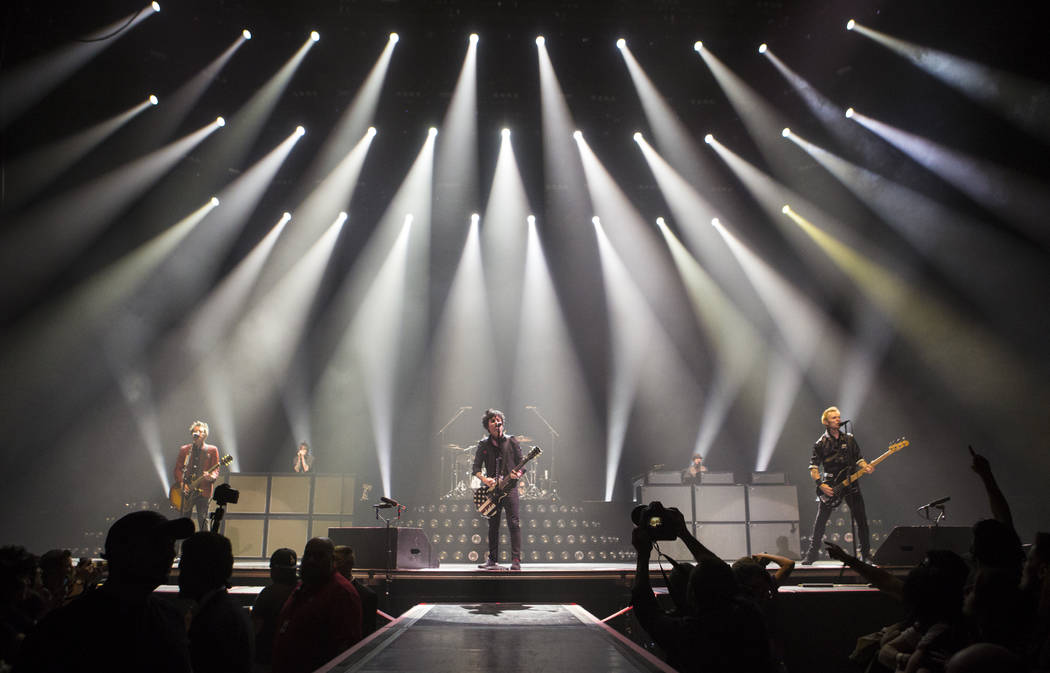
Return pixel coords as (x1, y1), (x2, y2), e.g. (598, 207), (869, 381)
(631, 500), (684, 541)
(213, 483), (239, 506)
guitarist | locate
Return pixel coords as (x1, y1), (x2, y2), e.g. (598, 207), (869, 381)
(472, 408), (524, 570)
(801, 406), (874, 565)
(173, 420), (221, 531)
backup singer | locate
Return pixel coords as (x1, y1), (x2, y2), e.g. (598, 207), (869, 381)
(682, 453), (707, 485)
(173, 420), (221, 531)
(293, 441), (313, 472)
(473, 408), (524, 570)
(801, 406), (874, 564)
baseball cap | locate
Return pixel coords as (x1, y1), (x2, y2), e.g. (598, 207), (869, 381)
(104, 510), (195, 557)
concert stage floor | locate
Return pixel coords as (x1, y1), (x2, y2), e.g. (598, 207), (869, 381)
(319, 603), (675, 673)
(159, 561), (905, 672)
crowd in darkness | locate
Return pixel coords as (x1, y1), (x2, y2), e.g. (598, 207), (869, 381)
(630, 448), (1050, 672)
(0, 515), (375, 673)
(1, 447), (1047, 672)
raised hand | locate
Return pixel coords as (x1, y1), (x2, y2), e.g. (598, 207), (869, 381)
(969, 445), (992, 478)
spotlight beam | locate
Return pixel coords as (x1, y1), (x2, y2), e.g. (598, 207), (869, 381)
(786, 206), (1044, 420)
(849, 21), (1050, 142)
(0, 120), (223, 314)
(849, 109), (1050, 246)
(2, 97), (155, 211)
(0, 8), (158, 128)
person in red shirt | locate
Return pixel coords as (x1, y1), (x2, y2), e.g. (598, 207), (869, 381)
(271, 538), (362, 673)
(173, 420), (221, 531)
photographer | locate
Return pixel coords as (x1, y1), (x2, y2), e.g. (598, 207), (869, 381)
(630, 502), (770, 673)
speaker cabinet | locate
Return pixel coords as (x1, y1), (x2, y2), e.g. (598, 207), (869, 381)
(639, 485), (694, 520)
(225, 518), (264, 558)
(694, 485), (746, 522)
(695, 523), (749, 560)
(328, 527), (439, 569)
(267, 519), (310, 556)
(749, 522), (801, 560)
(747, 485), (800, 521)
(873, 526), (972, 566)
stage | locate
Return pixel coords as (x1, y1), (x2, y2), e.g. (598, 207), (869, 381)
(157, 559), (905, 672)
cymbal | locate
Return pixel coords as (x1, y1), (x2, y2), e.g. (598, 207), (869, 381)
(445, 443), (472, 452)
(514, 435), (534, 442)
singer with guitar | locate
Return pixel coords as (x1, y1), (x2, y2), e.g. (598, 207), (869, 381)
(473, 408), (524, 570)
(173, 420), (221, 531)
(801, 407), (874, 565)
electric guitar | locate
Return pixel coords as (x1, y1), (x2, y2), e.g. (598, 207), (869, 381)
(170, 454), (233, 510)
(818, 438), (908, 507)
(473, 447), (542, 518)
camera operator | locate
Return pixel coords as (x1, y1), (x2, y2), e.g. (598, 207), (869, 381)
(630, 503), (771, 673)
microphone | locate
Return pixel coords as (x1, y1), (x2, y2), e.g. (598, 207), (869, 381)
(380, 496), (402, 508)
(839, 419), (851, 425)
(917, 496), (950, 511)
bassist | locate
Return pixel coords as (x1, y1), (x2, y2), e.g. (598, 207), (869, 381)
(801, 406), (874, 565)
(473, 409), (524, 570)
(173, 420), (221, 531)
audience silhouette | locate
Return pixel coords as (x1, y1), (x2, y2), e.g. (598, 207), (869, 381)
(178, 531), (253, 673)
(15, 510), (194, 673)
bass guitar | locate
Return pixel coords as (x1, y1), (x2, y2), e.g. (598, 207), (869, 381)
(170, 454), (233, 510)
(473, 446), (542, 518)
(818, 438), (908, 507)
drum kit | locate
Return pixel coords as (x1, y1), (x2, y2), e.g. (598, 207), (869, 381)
(441, 435), (551, 500)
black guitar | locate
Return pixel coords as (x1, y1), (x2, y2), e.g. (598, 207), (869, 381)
(473, 446), (542, 518)
(818, 438), (908, 507)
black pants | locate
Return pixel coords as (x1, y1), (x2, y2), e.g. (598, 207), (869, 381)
(183, 494), (210, 532)
(805, 489), (870, 559)
(486, 487), (521, 562)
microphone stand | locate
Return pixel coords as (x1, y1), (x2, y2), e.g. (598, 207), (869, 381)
(840, 419), (861, 566)
(527, 406), (560, 500)
(374, 501), (404, 596)
(918, 502), (948, 526)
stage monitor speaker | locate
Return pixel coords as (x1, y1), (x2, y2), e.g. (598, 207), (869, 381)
(873, 526), (972, 566)
(328, 526), (439, 569)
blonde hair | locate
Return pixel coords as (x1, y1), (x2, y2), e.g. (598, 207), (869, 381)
(190, 420), (210, 437)
(820, 407), (839, 426)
